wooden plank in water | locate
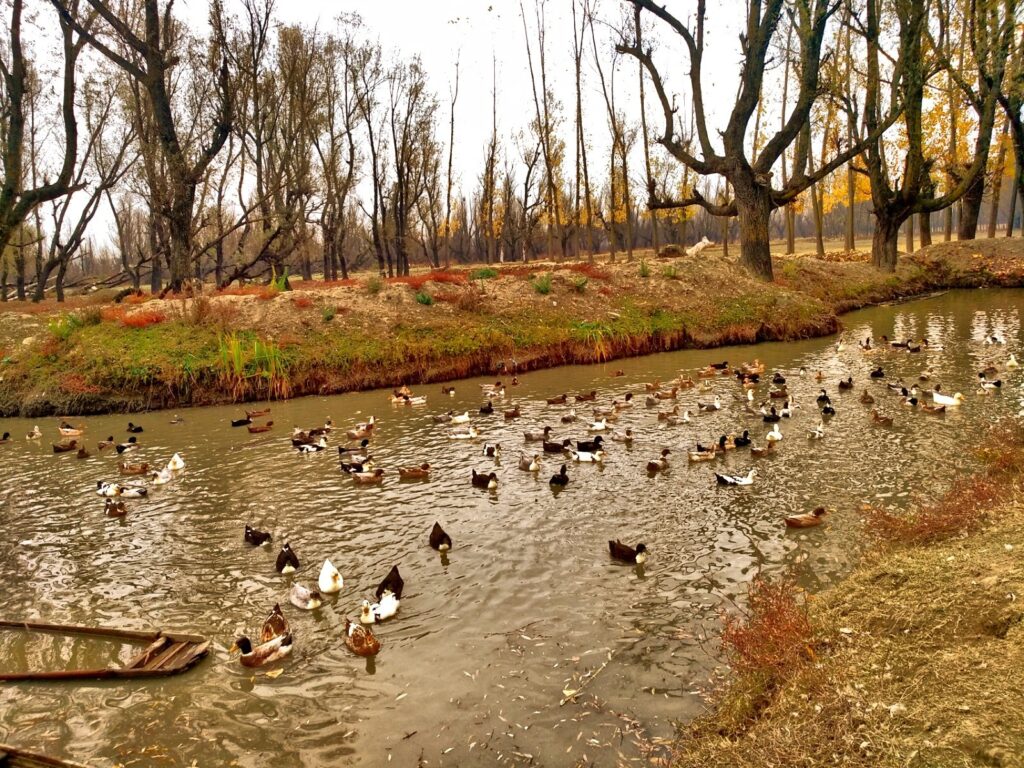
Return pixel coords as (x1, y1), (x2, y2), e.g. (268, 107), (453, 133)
(0, 743), (90, 767)
(123, 636), (169, 670)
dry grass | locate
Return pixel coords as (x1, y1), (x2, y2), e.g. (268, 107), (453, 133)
(670, 426), (1024, 768)
(121, 309), (166, 329)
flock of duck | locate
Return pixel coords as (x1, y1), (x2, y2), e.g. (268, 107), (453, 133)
(11, 333), (1018, 668)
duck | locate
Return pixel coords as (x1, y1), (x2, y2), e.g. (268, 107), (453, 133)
(593, 404), (616, 418)
(244, 525), (273, 546)
(560, 409), (579, 424)
(608, 540), (647, 564)
(751, 442), (776, 458)
(785, 506), (829, 528)
(860, 389), (875, 405)
(429, 522), (452, 551)
(260, 603), (290, 642)
(780, 400), (795, 418)
(96, 481), (122, 497)
(1007, 354), (1019, 369)
(248, 421), (274, 434)
(815, 370), (825, 382)
(808, 420), (825, 439)
(985, 334), (1006, 345)
(931, 390), (964, 407)
(715, 469), (756, 486)
(687, 446), (717, 462)
(376, 565), (404, 600)
(543, 438), (572, 453)
(276, 543), (300, 574)
(246, 408), (271, 419)
(655, 387), (679, 401)
(471, 469), (498, 490)
(734, 430), (752, 448)
(26, 426), (42, 440)
(645, 395), (659, 407)
(762, 407), (780, 423)
(769, 386), (788, 399)
(352, 468), (385, 485)
(166, 453), (185, 471)
(289, 583), (323, 610)
(231, 417), (252, 427)
(665, 410), (688, 426)
(344, 619), (380, 657)
(821, 403), (836, 417)
(359, 600), (376, 625)
(646, 449), (671, 473)
(766, 424), (783, 443)
(104, 499), (127, 517)
(978, 373), (1003, 391)
(919, 369), (933, 381)
(372, 590), (400, 621)
(570, 448), (604, 463)
(0, 432), (10, 444)
(546, 394), (568, 405)
(346, 416), (375, 440)
(504, 405), (521, 420)
(150, 467), (174, 485)
(871, 409), (894, 427)
(524, 426), (552, 442)
(657, 405), (679, 422)
(518, 453), (541, 472)
(869, 366), (884, 379)
(442, 385), (456, 396)
(115, 437), (138, 454)
(588, 418), (608, 431)
(644, 379), (662, 391)
(709, 360), (730, 371)
(58, 422), (83, 437)
(52, 440), (78, 454)
(231, 633), (294, 667)
(482, 442), (501, 458)
(697, 396), (722, 412)
(479, 400), (495, 415)
(432, 411), (454, 424)
(338, 439), (370, 456)
(296, 437), (328, 453)
(859, 337), (873, 351)
(398, 463), (431, 479)
(921, 402), (946, 414)
(816, 389), (830, 405)
(575, 390), (597, 402)
(448, 426), (479, 440)
(318, 559), (343, 593)
(611, 428), (634, 444)
(771, 372), (786, 385)
(340, 457), (374, 474)
(126, 422), (144, 434)
(838, 377), (854, 391)
(445, 412), (470, 426)
(549, 464), (570, 487)
(576, 435), (604, 453)
(906, 341), (922, 353)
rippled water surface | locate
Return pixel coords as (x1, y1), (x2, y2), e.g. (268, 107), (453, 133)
(1, 289), (1022, 766)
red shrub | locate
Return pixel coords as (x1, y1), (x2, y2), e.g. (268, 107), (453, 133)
(389, 270), (468, 290)
(568, 262), (611, 280)
(598, 286), (614, 297)
(257, 287), (280, 301)
(292, 295), (314, 309)
(433, 290), (461, 304)
(101, 306), (128, 323)
(721, 576), (814, 680)
(121, 310), (166, 329)
(124, 293), (150, 305)
(60, 373), (102, 395)
(216, 286), (264, 297)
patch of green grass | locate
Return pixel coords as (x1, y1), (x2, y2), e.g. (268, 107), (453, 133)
(470, 267), (499, 281)
(662, 265), (681, 280)
(639, 259), (651, 278)
(415, 291), (434, 306)
(322, 306), (337, 323)
(47, 313), (84, 342)
(366, 276), (383, 295)
(533, 272), (553, 295)
(573, 276), (588, 293)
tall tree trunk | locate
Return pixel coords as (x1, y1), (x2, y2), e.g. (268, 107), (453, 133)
(873, 213), (904, 272)
(55, 257), (68, 302)
(1009, 189), (1020, 237)
(957, 167), (985, 240)
(919, 212), (932, 247)
(905, 215), (914, 254)
(988, 119), (1009, 238)
(732, 178), (774, 280)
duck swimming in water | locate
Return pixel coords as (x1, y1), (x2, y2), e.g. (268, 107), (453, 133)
(608, 540), (647, 564)
(429, 522), (452, 551)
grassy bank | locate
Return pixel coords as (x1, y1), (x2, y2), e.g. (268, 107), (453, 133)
(1, 238), (1022, 416)
(671, 426), (1024, 768)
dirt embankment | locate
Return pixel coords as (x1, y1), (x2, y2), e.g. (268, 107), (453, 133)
(0, 239), (1022, 417)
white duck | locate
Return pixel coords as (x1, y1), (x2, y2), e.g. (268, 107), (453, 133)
(318, 559), (343, 594)
(150, 467), (174, 485)
(570, 449), (605, 463)
(808, 420), (825, 439)
(296, 437), (328, 452)
(715, 468), (757, 486)
(96, 481), (121, 497)
(372, 590), (400, 621)
(932, 390), (965, 407)
(289, 583), (323, 611)
(119, 484), (148, 499)
(359, 599), (376, 625)
(450, 411), (471, 424)
(697, 396), (722, 412)
(26, 426), (42, 440)
(588, 418), (608, 431)
(1007, 354), (1019, 369)
(167, 453), (185, 471)
(448, 426), (478, 440)
(766, 424), (783, 443)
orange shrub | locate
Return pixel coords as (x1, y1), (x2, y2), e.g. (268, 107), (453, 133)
(124, 293), (150, 305)
(433, 290), (461, 304)
(257, 286), (280, 301)
(568, 262), (611, 280)
(121, 310), (166, 329)
(60, 373), (102, 395)
(389, 270), (468, 290)
(721, 576), (814, 681)
(292, 295), (314, 309)
(216, 285), (264, 297)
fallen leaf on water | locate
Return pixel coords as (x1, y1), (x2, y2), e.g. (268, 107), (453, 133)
(264, 669), (283, 679)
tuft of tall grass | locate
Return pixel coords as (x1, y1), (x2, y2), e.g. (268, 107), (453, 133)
(532, 272), (553, 295)
(415, 291), (434, 306)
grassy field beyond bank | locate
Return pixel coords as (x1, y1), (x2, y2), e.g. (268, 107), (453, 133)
(0, 238), (1022, 416)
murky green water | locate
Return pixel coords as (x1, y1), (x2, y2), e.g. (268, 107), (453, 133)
(0, 289), (1021, 767)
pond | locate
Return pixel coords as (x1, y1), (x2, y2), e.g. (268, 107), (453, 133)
(0, 289), (1021, 767)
